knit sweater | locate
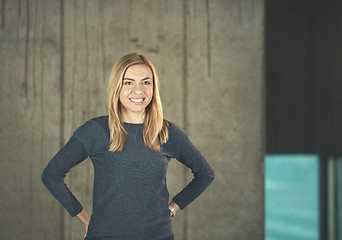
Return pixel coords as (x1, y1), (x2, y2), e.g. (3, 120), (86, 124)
(41, 115), (214, 240)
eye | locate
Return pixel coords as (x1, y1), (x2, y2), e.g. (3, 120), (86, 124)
(123, 81), (133, 85)
(143, 81), (151, 85)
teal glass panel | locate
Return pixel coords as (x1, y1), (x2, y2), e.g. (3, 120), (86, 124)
(265, 154), (320, 240)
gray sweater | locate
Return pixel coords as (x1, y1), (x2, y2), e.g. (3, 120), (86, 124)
(41, 115), (214, 240)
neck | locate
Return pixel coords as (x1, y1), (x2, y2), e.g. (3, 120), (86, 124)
(121, 110), (145, 124)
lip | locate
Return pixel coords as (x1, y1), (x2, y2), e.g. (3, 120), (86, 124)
(129, 97), (145, 104)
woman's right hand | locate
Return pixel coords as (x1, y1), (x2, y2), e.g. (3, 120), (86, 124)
(83, 223), (89, 239)
(76, 209), (90, 239)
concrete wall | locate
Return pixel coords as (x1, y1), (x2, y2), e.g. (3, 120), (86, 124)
(0, 0), (265, 239)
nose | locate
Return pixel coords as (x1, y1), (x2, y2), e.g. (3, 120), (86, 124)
(133, 84), (143, 94)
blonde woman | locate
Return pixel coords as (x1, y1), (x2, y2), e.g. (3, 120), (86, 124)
(41, 53), (214, 240)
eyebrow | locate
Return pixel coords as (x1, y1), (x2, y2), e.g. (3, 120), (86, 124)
(123, 77), (152, 81)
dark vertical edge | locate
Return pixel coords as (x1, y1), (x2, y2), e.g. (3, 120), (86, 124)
(205, 0), (211, 77)
(32, 1), (37, 97)
(59, 0), (65, 239)
(99, 0), (106, 85)
(265, 0), (279, 154)
(16, 0), (21, 51)
(39, 0), (46, 167)
(83, 0), (90, 119)
(320, 155), (328, 240)
(24, 0), (29, 102)
(28, 2), (34, 236)
(265, 0), (272, 153)
(260, 0), (266, 239)
(182, 0), (188, 239)
(1, 0), (6, 29)
(28, 1), (38, 239)
(69, 2), (77, 238)
(83, 0), (91, 218)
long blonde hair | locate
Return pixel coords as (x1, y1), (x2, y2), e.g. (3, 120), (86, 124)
(107, 52), (169, 152)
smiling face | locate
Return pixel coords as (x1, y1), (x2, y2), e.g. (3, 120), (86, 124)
(119, 64), (154, 122)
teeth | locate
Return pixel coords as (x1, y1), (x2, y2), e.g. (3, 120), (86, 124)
(130, 98), (144, 103)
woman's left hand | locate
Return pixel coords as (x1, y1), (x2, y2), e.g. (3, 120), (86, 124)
(168, 201), (180, 217)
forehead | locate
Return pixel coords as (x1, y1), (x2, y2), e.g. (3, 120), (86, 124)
(124, 64), (153, 78)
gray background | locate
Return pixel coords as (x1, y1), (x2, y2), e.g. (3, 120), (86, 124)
(0, 0), (265, 239)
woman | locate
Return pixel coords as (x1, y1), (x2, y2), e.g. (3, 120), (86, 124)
(41, 52), (214, 240)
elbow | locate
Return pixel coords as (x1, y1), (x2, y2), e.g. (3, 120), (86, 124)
(41, 167), (49, 185)
(208, 169), (215, 184)
(41, 166), (55, 186)
(41, 164), (64, 186)
(196, 168), (215, 186)
(200, 169), (215, 186)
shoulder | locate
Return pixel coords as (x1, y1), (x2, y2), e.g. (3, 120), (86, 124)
(164, 119), (189, 142)
(73, 115), (109, 141)
(72, 115), (109, 155)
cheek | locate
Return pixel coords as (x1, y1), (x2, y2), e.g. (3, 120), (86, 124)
(147, 91), (154, 103)
(148, 88), (154, 96)
(119, 92), (127, 105)
(119, 88), (130, 98)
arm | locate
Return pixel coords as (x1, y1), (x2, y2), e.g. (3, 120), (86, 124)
(172, 132), (215, 210)
(41, 133), (89, 217)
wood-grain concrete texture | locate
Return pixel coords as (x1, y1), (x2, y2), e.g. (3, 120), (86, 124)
(0, 0), (264, 239)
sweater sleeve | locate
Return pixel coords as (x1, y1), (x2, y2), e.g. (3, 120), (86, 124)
(172, 130), (215, 210)
(41, 133), (89, 217)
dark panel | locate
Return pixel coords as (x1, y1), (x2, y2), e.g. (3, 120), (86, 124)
(266, 0), (342, 155)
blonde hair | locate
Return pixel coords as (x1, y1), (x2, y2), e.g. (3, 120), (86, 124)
(107, 52), (169, 152)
